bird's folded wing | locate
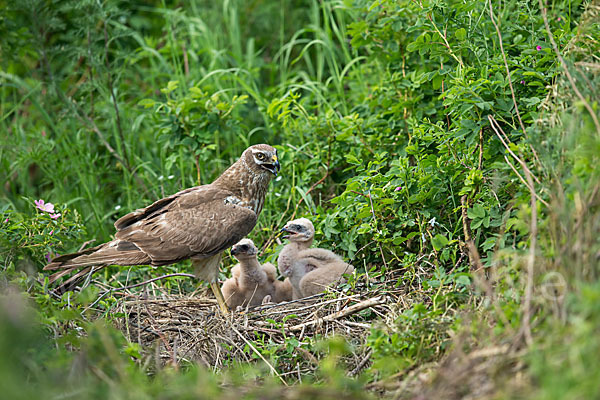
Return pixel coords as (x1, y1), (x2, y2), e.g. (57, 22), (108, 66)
(114, 186), (203, 230)
(114, 187), (257, 265)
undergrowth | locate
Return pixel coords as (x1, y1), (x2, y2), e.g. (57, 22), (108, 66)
(1, 0), (599, 398)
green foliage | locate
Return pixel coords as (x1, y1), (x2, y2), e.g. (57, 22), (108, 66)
(142, 80), (250, 178)
(1, 0), (599, 397)
(368, 302), (451, 375)
(1, 199), (85, 268)
(528, 282), (600, 400)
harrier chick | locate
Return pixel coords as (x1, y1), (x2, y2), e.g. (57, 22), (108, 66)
(221, 239), (277, 309)
(278, 218), (315, 279)
(291, 252), (354, 298)
(279, 218), (347, 299)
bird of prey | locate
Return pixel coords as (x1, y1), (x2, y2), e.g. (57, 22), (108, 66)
(221, 238), (278, 309)
(44, 144), (280, 314)
(289, 253), (354, 298)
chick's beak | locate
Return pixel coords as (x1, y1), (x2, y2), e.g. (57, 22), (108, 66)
(280, 226), (295, 239)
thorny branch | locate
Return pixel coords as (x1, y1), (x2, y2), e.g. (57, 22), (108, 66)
(522, 167), (537, 346)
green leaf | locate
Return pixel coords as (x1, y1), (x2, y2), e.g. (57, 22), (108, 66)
(392, 236), (407, 245)
(161, 80), (179, 94)
(432, 75), (443, 90)
(406, 41), (420, 52)
(138, 99), (155, 108)
(431, 234), (449, 251)
(455, 274), (471, 286)
(467, 203), (486, 219)
(345, 154), (360, 164)
(471, 218), (483, 229)
(482, 237), (496, 251)
(455, 28), (466, 41)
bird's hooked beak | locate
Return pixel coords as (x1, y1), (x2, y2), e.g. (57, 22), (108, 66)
(270, 155), (281, 176)
(280, 225), (295, 239)
(261, 154), (280, 176)
(280, 227), (288, 239)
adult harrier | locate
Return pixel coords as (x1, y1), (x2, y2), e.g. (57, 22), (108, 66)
(44, 144), (280, 314)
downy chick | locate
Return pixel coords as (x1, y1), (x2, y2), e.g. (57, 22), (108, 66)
(278, 218), (315, 279)
(278, 218), (317, 299)
(261, 263), (293, 303)
(221, 239), (276, 309)
(291, 251), (355, 298)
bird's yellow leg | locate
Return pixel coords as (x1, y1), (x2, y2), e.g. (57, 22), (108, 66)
(210, 281), (230, 315)
(192, 254), (230, 315)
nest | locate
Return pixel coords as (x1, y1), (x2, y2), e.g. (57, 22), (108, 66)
(112, 269), (419, 378)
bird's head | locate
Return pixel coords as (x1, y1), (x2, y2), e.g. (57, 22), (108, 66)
(243, 144), (280, 177)
(231, 238), (258, 259)
(281, 218), (314, 242)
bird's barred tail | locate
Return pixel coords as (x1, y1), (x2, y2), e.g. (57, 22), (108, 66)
(43, 240), (151, 293)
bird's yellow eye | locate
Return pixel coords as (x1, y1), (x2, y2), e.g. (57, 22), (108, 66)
(256, 153), (265, 161)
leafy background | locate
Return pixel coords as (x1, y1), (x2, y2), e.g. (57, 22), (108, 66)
(1, 0), (599, 398)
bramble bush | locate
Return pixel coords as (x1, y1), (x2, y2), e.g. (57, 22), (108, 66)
(1, 199), (85, 270)
(1, 0), (599, 398)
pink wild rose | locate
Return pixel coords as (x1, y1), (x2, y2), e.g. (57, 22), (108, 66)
(536, 45), (542, 51)
(50, 213), (61, 220)
(34, 199), (55, 213)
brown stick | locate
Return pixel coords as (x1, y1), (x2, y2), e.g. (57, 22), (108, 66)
(489, 116), (549, 207)
(261, 145), (332, 253)
(522, 167), (537, 346)
(460, 196), (495, 300)
(85, 273), (197, 311)
(287, 296), (385, 332)
(182, 42), (189, 76)
(488, 2), (527, 137)
(348, 348), (373, 376)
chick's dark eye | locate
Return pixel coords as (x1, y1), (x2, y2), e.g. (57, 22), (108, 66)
(256, 153), (265, 160)
(239, 245), (248, 251)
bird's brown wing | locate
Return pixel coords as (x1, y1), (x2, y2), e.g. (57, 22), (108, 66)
(115, 186), (257, 265)
(114, 186), (199, 231)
